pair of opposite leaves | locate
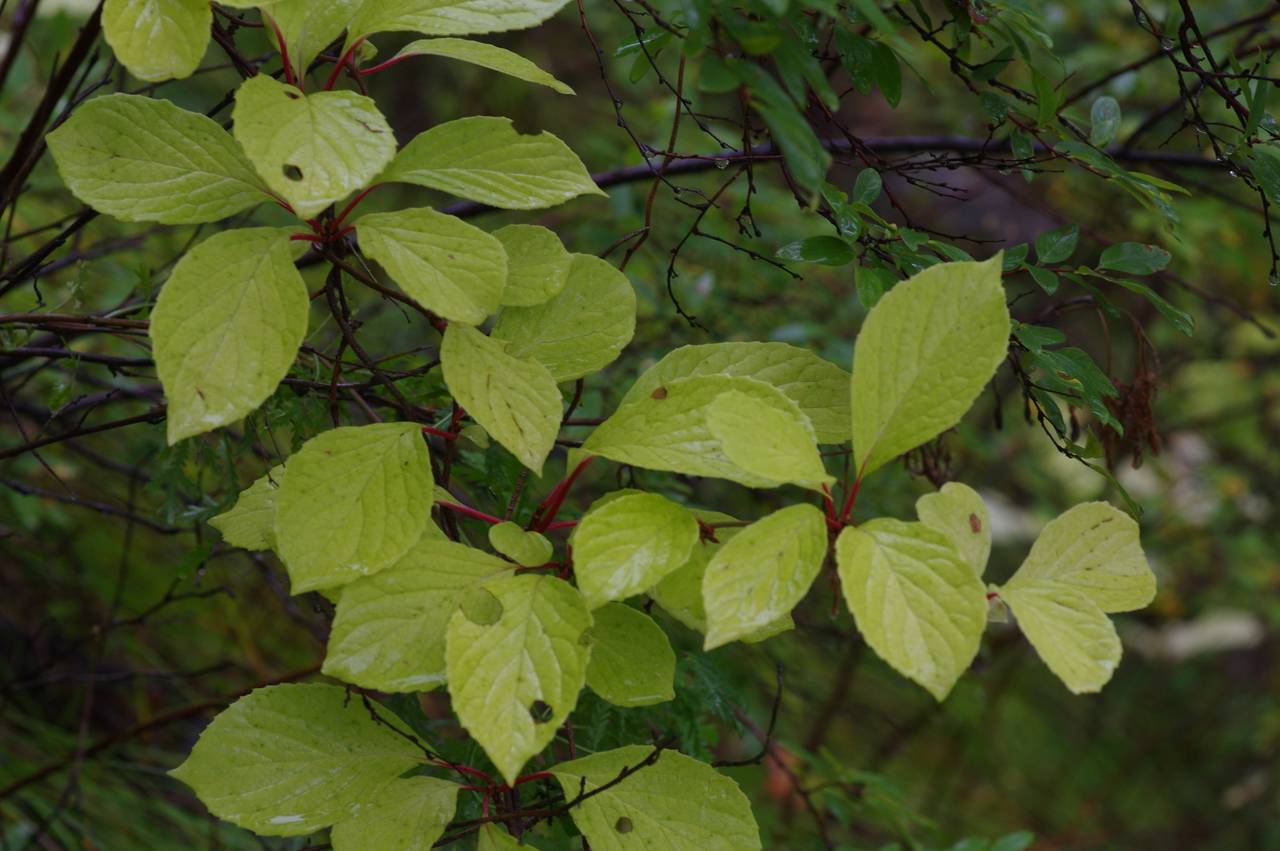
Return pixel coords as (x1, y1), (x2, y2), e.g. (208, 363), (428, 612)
(172, 683), (762, 849)
(48, 72), (614, 447)
(103, 0), (576, 82)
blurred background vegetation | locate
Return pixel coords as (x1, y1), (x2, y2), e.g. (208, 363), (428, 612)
(2, 1), (1279, 849)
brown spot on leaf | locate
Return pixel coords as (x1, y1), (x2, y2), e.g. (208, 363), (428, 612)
(969, 513), (982, 534)
(650, 387), (668, 400)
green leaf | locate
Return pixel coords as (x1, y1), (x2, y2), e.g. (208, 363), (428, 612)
(379, 116), (603, 209)
(356, 208), (507, 325)
(583, 376), (814, 487)
(916, 482), (991, 576)
(103, 0), (210, 81)
(1028, 347), (1119, 430)
(1089, 96), (1122, 147)
(836, 519), (987, 700)
(150, 228), (308, 443)
(47, 95), (267, 224)
(330, 777), (458, 851)
(440, 325), (562, 475)
(264, 0), (362, 80)
(323, 538), (512, 691)
(869, 40), (902, 107)
(617, 342), (852, 444)
(650, 514), (793, 643)
(775, 236), (854, 266)
(489, 521), (554, 567)
(446, 573), (591, 784)
(233, 75), (395, 218)
(1097, 242), (1171, 275)
(1003, 502), (1155, 612)
(210, 465), (285, 551)
(478, 824), (540, 850)
(585, 603), (676, 707)
(999, 584), (1121, 694)
(170, 684), (421, 836)
(736, 62), (830, 199)
(850, 255), (1010, 477)
(853, 168), (884, 205)
(1105, 276), (1194, 336)
(387, 38), (573, 93)
(703, 504), (827, 650)
(1027, 265), (1060, 294)
(1034, 224), (1078, 265)
(348, 0), (572, 41)
(275, 423), (434, 593)
(551, 747), (761, 851)
(705, 390), (833, 490)
(493, 224), (573, 307)
(572, 492), (699, 609)
(492, 254), (636, 381)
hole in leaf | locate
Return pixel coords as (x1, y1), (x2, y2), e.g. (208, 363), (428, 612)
(459, 588), (502, 626)
(282, 164), (304, 182)
(650, 386), (668, 400)
(528, 700), (554, 723)
(969, 513), (982, 534)
(614, 817), (634, 834)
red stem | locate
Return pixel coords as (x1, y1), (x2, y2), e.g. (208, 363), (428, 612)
(422, 425), (458, 441)
(334, 184), (384, 227)
(514, 771), (554, 785)
(544, 519), (578, 531)
(531, 456), (596, 532)
(838, 462), (869, 526)
(436, 501), (503, 526)
(325, 36), (366, 91)
(267, 17), (296, 88)
(359, 53), (416, 77)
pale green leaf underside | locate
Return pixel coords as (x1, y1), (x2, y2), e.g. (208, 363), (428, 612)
(583, 375), (814, 487)
(1000, 584), (1121, 694)
(323, 538), (512, 692)
(706, 390), (833, 491)
(836, 519), (987, 700)
(446, 574), (592, 784)
(210, 465), (286, 551)
(585, 603), (676, 707)
(233, 75), (395, 218)
(441, 325), (562, 475)
(493, 224), (573, 307)
(390, 38), (574, 93)
(851, 255), (1010, 476)
(330, 776), (459, 851)
(150, 228), (307, 443)
(551, 747), (762, 851)
(103, 0), (210, 82)
(275, 423), (434, 593)
(357, 207), (507, 325)
(170, 684), (421, 836)
(650, 516), (794, 644)
(572, 492), (699, 609)
(349, 0), (573, 42)
(493, 254), (636, 381)
(47, 94), (267, 224)
(489, 521), (554, 567)
(916, 482), (991, 577)
(702, 504), (827, 650)
(479, 823), (540, 850)
(619, 341), (852, 444)
(1004, 501), (1156, 612)
(379, 116), (603, 210)
(265, 0), (362, 80)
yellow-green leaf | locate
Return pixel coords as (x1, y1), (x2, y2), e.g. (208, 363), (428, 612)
(489, 521), (554, 567)
(170, 684), (421, 836)
(706, 390), (833, 490)
(441, 325), (562, 475)
(357, 208), (507, 325)
(323, 538), (512, 692)
(103, 0), (210, 81)
(492, 253), (636, 381)
(233, 75), (395, 218)
(445, 574), (592, 784)
(47, 95), (268, 224)
(348, 0), (573, 42)
(210, 465), (285, 551)
(571, 492), (699, 609)
(330, 777), (458, 851)
(150, 228), (307, 444)
(1000, 584), (1121, 694)
(478, 824), (539, 850)
(836, 519), (987, 700)
(263, 0), (362, 80)
(379, 116), (603, 210)
(850, 255), (1010, 476)
(702, 504), (827, 650)
(551, 747), (761, 851)
(493, 224), (573, 307)
(585, 603), (676, 707)
(274, 424), (434, 593)
(618, 342), (852, 444)
(385, 38), (573, 93)
(916, 482), (991, 576)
